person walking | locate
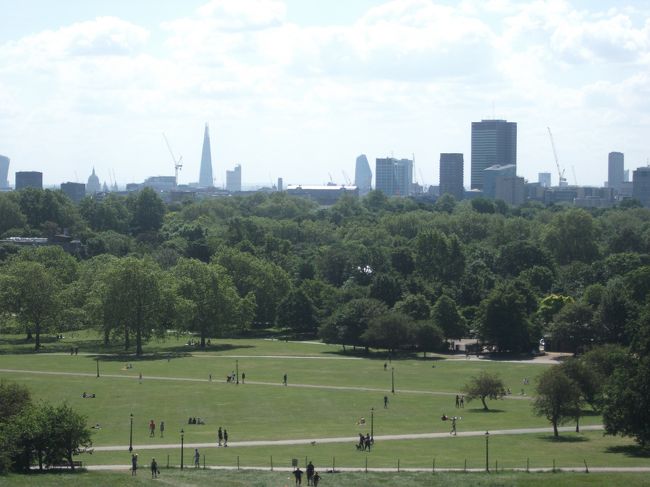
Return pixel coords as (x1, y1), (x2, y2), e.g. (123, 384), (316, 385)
(242, 372), (245, 384)
(450, 416), (457, 436)
(313, 471), (321, 486)
(194, 448), (200, 468)
(365, 433), (371, 451)
(131, 453), (138, 476)
(293, 467), (303, 485)
(151, 457), (158, 478)
(283, 373), (288, 386)
(149, 419), (156, 437)
(223, 429), (229, 447)
(455, 394), (460, 408)
(217, 427), (223, 446)
(159, 421), (165, 438)
(306, 461), (315, 486)
(384, 395), (389, 409)
(460, 395), (465, 408)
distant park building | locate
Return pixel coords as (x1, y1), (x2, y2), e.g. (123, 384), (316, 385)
(608, 152), (624, 191)
(633, 167), (650, 207)
(226, 164), (242, 192)
(354, 154), (372, 194)
(375, 157), (413, 197)
(199, 123), (214, 188)
(61, 182), (86, 203)
(15, 171), (43, 190)
(0, 155), (9, 189)
(538, 172), (551, 188)
(471, 119), (517, 190)
(87, 168), (101, 194)
(439, 153), (464, 200)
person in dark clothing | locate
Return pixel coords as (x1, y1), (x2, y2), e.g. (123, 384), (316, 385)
(313, 472), (321, 486)
(131, 453), (138, 476)
(384, 395), (389, 408)
(223, 429), (229, 447)
(283, 373), (288, 386)
(293, 467), (303, 485)
(218, 427), (223, 446)
(455, 395), (460, 408)
(151, 457), (158, 478)
(306, 461), (315, 485)
(365, 433), (371, 451)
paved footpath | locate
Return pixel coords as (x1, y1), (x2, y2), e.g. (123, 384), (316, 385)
(91, 425), (605, 452)
(0, 367), (532, 400)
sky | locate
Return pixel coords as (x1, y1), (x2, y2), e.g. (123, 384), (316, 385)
(1, 0), (649, 189)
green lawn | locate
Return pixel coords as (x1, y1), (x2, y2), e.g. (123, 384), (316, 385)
(2, 470), (650, 487)
(1, 332), (648, 474)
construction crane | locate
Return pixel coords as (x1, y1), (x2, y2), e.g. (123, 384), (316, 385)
(162, 133), (183, 186)
(341, 171), (351, 186)
(571, 166), (578, 186)
(547, 127), (567, 187)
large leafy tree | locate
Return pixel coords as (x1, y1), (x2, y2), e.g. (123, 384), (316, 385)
(431, 294), (466, 340)
(128, 187), (166, 234)
(0, 260), (59, 350)
(462, 370), (506, 411)
(319, 298), (387, 349)
(362, 312), (413, 353)
(276, 287), (317, 333)
(533, 367), (581, 437)
(476, 283), (531, 352)
(173, 258), (248, 347)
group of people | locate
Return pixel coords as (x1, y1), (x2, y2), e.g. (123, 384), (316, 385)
(81, 392), (96, 398)
(292, 461), (320, 486)
(455, 394), (465, 408)
(187, 417), (205, 425)
(149, 419), (165, 438)
(217, 426), (229, 447)
(131, 454), (159, 479)
(440, 415), (460, 435)
(69, 347), (79, 355)
(357, 433), (373, 451)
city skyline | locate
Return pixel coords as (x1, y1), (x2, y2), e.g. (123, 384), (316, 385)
(1, 0), (649, 187)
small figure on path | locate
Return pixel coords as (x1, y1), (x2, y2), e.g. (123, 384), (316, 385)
(384, 362), (387, 371)
(313, 472), (321, 486)
(384, 395), (389, 409)
(306, 461), (315, 485)
(139, 372), (143, 381)
(160, 421), (165, 438)
(209, 373), (212, 382)
(283, 373), (288, 386)
(131, 453), (138, 476)
(223, 428), (229, 447)
(217, 427), (223, 446)
(365, 433), (372, 451)
(149, 419), (156, 437)
(450, 416), (457, 436)
(358, 433), (365, 450)
(293, 467), (303, 485)
(194, 448), (200, 468)
(151, 457), (158, 478)
(460, 395), (465, 408)
(455, 394), (460, 408)
(242, 372), (246, 384)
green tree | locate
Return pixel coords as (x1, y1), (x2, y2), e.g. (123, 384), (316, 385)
(549, 302), (597, 353)
(533, 367), (581, 437)
(128, 187), (166, 234)
(362, 312), (413, 352)
(276, 287), (317, 333)
(431, 294), (466, 340)
(542, 209), (599, 264)
(0, 194), (27, 235)
(43, 402), (92, 470)
(394, 294), (431, 321)
(0, 261), (59, 350)
(462, 370), (506, 411)
(412, 321), (444, 357)
(476, 283), (531, 353)
(319, 298), (387, 350)
(415, 230), (465, 283)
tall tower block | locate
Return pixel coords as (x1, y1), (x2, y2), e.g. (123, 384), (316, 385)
(0, 155), (9, 189)
(199, 124), (214, 188)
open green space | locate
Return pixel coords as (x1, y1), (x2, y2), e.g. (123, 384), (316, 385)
(2, 470), (650, 487)
(1, 334), (648, 477)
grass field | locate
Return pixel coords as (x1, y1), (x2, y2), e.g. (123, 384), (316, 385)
(1, 331), (649, 483)
(2, 470), (650, 487)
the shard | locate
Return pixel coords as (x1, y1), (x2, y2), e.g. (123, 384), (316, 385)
(199, 123), (214, 187)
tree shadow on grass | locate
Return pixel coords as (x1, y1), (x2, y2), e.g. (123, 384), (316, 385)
(605, 445), (650, 458)
(465, 408), (506, 414)
(93, 343), (255, 362)
(538, 435), (589, 443)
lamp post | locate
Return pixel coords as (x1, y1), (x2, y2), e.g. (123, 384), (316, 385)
(485, 431), (490, 472)
(128, 413), (133, 452)
(370, 407), (374, 442)
(391, 367), (395, 394)
(180, 429), (185, 470)
(236, 359), (239, 385)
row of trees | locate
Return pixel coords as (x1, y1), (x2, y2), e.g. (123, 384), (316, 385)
(0, 381), (91, 473)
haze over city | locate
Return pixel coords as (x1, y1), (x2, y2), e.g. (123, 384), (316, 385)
(1, 0), (649, 188)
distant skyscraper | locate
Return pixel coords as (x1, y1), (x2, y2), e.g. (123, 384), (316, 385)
(87, 168), (101, 194)
(61, 182), (86, 203)
(538, 172), (551, 188)
(608, 152), (624, 191)
(471, 119), (517, 190)
(0, 155), (9, 189)
(354, 154), (372, 194)
(633, 167), (650, 207)
(15, 171), (43, 190)
(199, 124), (214, 188)
(375, 157), (413, 197)
(226, 164), (242, 192)
(439, 153), (464, 200)
(277, 177), (283, 192)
